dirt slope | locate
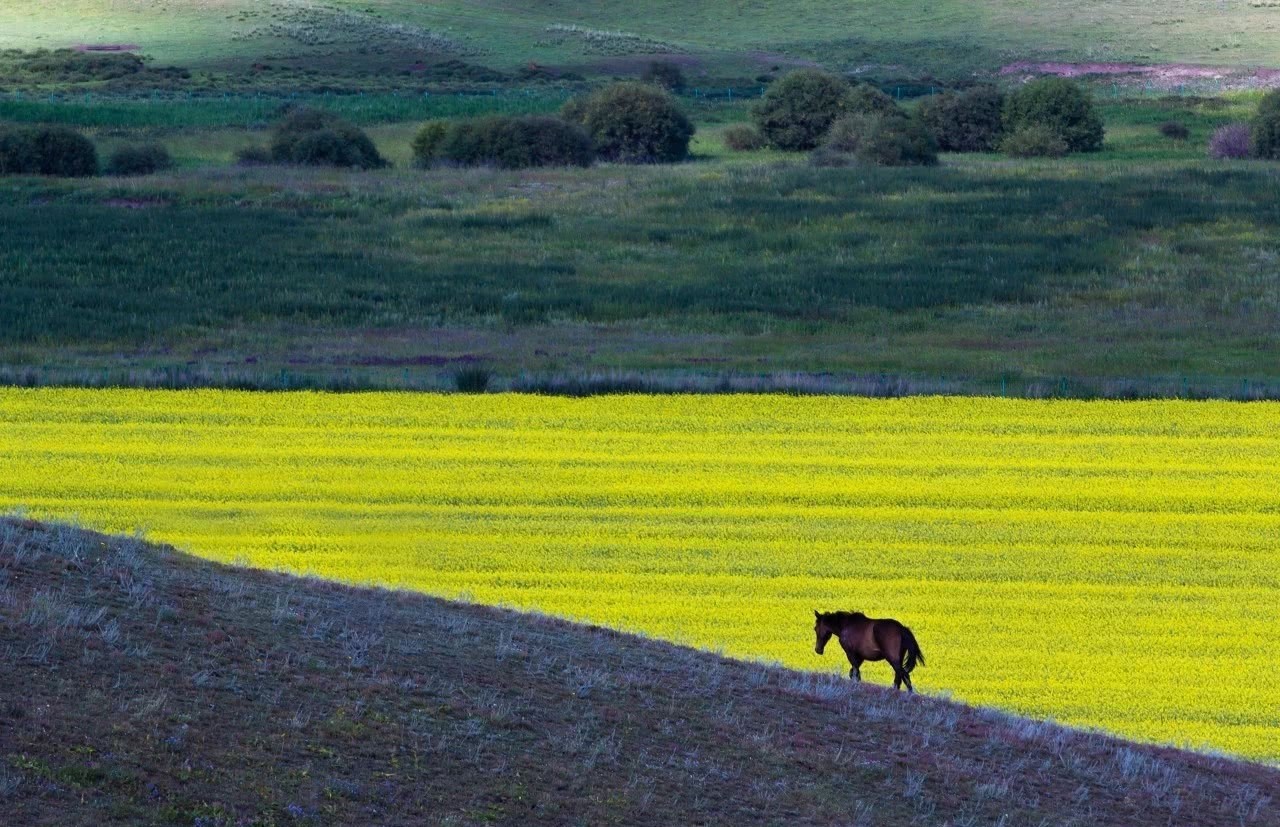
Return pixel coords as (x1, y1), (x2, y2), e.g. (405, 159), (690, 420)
(1, 518), (1277, 826)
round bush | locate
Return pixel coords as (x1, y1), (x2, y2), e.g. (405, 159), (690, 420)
(19, 126), (99, 177)
(824, 114), (938, 166)
(574, 83), (695, 163)
(918, 86), (1005, 152)
(1158, 121), (1190, 141)
(0, 127), (40, 175)
(1003, 77), (1104, 153)
(1208, 123), (1252, 160)
(751, 69), (855, 151)
(437, 115), (593, 169)
(1251, 89), (1280, 160)
(106, 143), (173, 176)
(641, 60), (686, 92)
(722, 124), (765, 151)
(998, 124), (1069, 158)
(411, 120), (449, 167)
(270, 108), (386, 169)
(290, 129), (362, 167)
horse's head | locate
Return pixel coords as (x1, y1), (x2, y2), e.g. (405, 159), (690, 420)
(814, 610), (834, 655)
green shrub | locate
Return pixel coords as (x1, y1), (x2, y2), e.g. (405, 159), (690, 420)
(105, 143), (173, 175)
(2, 126), (99, 176)
(411, 120), (449, 167)
(269, 108), (386, 169)
(846, 83), (903, 118)
(1251, 89), (1280, 160)
(641, 60), (686, 92)
(751, 69), (854, 151)
(453, 366), (492, 393)
(288, 129), (362, 167)
(436, 115), (593, 169)
(999, 124), (1069, 158)
(722, 124), (765, 151)
(570, 83), (694, 163)
(824, 114), (937, 166)
(559, 96), (589, 126)
(1003, 77), (1103, 153)
(1158, 121), (1190, 141)
(918, 86), (1005, 152)
(0, 126), (39, 174)
(1208, 123), (1252, 160)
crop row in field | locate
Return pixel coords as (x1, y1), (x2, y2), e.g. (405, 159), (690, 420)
(1, 389), (1277, 762)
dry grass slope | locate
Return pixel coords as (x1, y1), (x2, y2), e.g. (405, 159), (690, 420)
(1, 518), (1277, 826)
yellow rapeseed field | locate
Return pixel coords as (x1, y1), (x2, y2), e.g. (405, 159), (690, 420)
(2, 388), (1277, 762)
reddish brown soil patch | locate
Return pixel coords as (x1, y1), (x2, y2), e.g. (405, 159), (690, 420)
(73, 43), (140, 52)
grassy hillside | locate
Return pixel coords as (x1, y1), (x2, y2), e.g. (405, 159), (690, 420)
(3, 517), (1278, 825)
(2, 0), (1279, 79)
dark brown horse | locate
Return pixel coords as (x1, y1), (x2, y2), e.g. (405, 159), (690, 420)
(814, 610), (925, 692)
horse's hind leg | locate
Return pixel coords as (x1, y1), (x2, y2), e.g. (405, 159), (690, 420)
(889, 656), (913, 693)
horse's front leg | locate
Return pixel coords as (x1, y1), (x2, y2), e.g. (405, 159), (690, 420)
(848, 657), (863, 682)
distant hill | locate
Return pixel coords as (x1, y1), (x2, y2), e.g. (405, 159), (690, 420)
(2, 0), (1279, 81)
(2, 517), (1278, 825)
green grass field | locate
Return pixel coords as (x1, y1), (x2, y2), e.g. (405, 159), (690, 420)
(3, 0), (1280, 80)
(3, 95), (1279, 395)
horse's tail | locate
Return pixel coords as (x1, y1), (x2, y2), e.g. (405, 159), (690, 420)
(901, 624), (925, 673)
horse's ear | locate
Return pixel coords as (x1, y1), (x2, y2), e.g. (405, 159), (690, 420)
(813, 609), (819, 618)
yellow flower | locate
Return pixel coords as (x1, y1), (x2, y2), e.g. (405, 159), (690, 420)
(2, 388), (1277, 762)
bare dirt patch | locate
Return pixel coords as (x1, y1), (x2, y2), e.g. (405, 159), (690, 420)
(72, 44), (140, 53)
(1001, 61), (1280, 91)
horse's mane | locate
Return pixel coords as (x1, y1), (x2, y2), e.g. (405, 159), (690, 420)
(820, 610), (866, 625)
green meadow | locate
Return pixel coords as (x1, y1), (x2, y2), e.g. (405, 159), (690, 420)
(3, 93), (1279, 396)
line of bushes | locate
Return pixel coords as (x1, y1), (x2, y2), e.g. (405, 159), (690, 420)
(414, 115), (593, 169)
(722, 70), (1108, 163)
(14, 77), (1280, 179)
(237, 83), (698, 172)
(412, 82), (695, 169)
(0, 122), (177, 177)
(743, 69), (940, 166)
